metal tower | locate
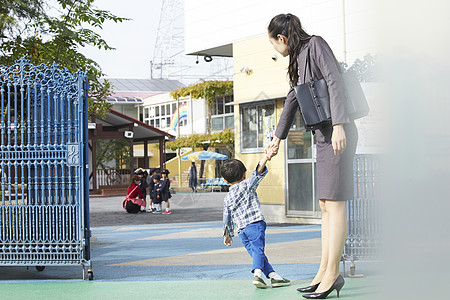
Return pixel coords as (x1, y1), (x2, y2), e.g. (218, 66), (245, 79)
(151, 0), (232, 84)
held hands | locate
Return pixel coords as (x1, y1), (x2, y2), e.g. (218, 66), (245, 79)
(224, 234), (233, 246)
(264, 137), (281, 160)
(332, 124), (347, 155)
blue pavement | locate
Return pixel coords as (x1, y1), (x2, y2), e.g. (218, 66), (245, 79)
(90, 221), (322, 281)
(0, 221), (378, 299)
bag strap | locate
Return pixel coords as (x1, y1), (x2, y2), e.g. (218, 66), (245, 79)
(126, 186), (138, 199)
(303, 44), (313, 84)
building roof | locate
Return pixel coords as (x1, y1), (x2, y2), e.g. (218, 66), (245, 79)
(104, 78), (184, 105)
(107, 97), (143, 104)
(107, 78), (184, 92)
(95, 109), (175, 142)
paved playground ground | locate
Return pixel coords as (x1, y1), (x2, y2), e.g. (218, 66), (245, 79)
(0, 193), (378, 299)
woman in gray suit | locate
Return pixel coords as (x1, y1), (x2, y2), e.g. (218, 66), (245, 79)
(266, 14), (358, 299)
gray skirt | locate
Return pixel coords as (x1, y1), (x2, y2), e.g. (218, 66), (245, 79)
(315, 122), (358, 201)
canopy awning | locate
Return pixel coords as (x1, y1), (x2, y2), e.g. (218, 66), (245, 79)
(181, 150), (228, 161)
(94, 109), (175, 142)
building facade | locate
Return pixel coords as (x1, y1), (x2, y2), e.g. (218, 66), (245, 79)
(185, 0), (378, 223)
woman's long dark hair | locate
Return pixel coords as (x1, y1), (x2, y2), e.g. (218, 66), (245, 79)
(130, 175), (140, 187)
(268, 13), (312, 86)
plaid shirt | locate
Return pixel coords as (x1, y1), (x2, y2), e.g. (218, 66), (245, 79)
(223, 164), (267, 237)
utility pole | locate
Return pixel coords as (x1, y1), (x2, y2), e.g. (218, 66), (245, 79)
(342, 0), (347, 62)
(152, 0), (232, 84)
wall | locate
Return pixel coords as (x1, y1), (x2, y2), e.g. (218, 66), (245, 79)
(110, 104), (139, 119)
(233, 35), (290, 102)
(233, 34), (289, 219)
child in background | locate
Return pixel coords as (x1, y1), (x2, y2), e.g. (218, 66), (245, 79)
(147, 168), (158, 212)
(221, 155), (290, 289)
(151, 174), (163, 213)
(160, 169), (172, 215)
(134, 168), (148, 211)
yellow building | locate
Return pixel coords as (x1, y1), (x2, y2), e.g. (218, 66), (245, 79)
(184, 1), (377, 224)
(233, 35), (320, 224)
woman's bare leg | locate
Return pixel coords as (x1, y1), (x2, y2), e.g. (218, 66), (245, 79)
(315, 199), (347, 293)
(310, 199), (329, 285)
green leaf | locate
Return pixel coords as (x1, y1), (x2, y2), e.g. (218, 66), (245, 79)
(0, 0), (129, 118)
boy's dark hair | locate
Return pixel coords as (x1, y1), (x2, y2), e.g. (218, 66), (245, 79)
(221, 159), (247, 184)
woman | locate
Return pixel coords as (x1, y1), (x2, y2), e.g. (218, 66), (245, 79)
(123, 175), (146, 213)
(188, 161), (198, 192)
(266, 14), (358, 299)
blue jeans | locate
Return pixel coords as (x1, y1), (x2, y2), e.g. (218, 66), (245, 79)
(238, 221), (274, 278)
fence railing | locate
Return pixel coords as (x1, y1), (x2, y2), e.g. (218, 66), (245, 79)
(343, 154), (381, 277)
(96, 169), (132, 187)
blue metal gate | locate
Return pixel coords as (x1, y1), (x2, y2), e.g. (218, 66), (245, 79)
(0, 58), (92, 279)
(343, 154), (380, 277)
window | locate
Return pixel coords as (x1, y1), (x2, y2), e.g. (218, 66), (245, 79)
(212, 117), (224, 131)
(217, 98), (224, 115)
(287, 110), (313, 159)
(240, 101), (275, 152)
(144, 101), (191, 131)
(225, 115), (234, 129)
(211, 96), (234, 132)
(225, 96), (234, 114)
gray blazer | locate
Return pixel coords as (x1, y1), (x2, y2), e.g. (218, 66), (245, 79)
(275, 36), (350, 139)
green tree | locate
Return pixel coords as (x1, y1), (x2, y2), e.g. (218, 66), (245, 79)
(96, 139), (131, 170)
(166, 129), (234, 178)
(0, 0), (129, 118)
(166, 129), (234, 154)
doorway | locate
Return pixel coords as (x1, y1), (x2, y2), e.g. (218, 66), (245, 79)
(286, 110), (320, 217)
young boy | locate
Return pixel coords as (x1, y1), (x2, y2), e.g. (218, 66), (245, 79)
(150, 173), (163, 213)
(159, 169), (172, 215)
(221, 155), (290, 289)
(147, 168), (158, 212)
(134, 168), (148, 211)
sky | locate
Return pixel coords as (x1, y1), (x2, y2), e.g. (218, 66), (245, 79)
(80, 0), (164, 79)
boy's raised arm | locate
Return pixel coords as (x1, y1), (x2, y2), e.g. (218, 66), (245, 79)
(257, 154), (270, 174)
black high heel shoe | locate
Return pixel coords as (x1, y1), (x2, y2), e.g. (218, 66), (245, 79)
(297, 282), (320, 293)
(302, 275), (344, 299)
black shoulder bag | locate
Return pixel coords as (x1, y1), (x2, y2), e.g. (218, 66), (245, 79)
(294, 46), (370, 128)
(294, 46), (332, 128)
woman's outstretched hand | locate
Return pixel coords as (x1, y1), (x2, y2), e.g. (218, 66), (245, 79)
(332, 124), (347, 155)
(265, 137), (281, 160)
